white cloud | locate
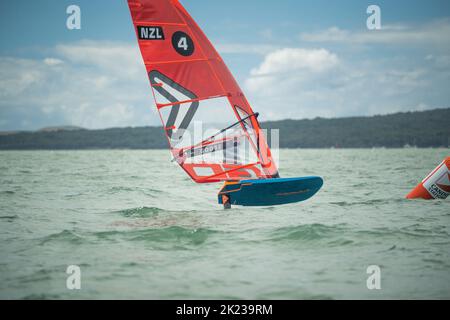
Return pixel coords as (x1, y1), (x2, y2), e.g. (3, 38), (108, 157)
(244, 46), (449, 121)
(246, 48), (339, 95)
(0, 41), (155, 130)
(300, 19), (450, 48)
(0, 58), (44, 98)
(250, 48), (338, 75)
(44, 58), (64, 66)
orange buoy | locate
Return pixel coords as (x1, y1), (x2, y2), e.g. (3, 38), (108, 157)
(406, 157), (450, 200)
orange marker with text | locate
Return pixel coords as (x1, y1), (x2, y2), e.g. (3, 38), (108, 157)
(406, 157), (450, 200)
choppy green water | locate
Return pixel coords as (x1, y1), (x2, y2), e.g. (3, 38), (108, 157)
(0, 149), (449, 299)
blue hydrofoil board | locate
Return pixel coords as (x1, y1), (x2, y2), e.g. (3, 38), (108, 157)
(218, 176), (323, 207)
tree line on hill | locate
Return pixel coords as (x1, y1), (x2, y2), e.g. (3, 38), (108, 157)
(0, 108), (449, 150)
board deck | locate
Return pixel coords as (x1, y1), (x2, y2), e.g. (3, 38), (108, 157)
(218, 177), (323, 207)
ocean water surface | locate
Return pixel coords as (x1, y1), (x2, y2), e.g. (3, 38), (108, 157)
(0, 149), (449, 299)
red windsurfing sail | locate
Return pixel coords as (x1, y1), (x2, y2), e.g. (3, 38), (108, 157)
(127, 0), (279, 183)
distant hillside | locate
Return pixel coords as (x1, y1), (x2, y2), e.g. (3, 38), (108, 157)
(38, 125), (84, 132)
(0, 108), (449, 150)
(263, 108), (450, 148)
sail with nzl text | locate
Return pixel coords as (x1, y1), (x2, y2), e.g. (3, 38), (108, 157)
(127, 0), (279, 183)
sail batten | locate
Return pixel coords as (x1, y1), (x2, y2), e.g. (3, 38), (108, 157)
(157, 94), (228, 109)
(134, 21), (187, 26)
(143, 58), (213, 66)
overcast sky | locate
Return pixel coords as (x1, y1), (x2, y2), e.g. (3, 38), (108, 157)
(0, 0), (449, 130)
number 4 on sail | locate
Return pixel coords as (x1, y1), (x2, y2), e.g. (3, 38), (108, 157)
(127, 0), (323, 208)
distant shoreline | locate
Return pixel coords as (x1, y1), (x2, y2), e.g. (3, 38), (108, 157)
(1, 108), (449, 150)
